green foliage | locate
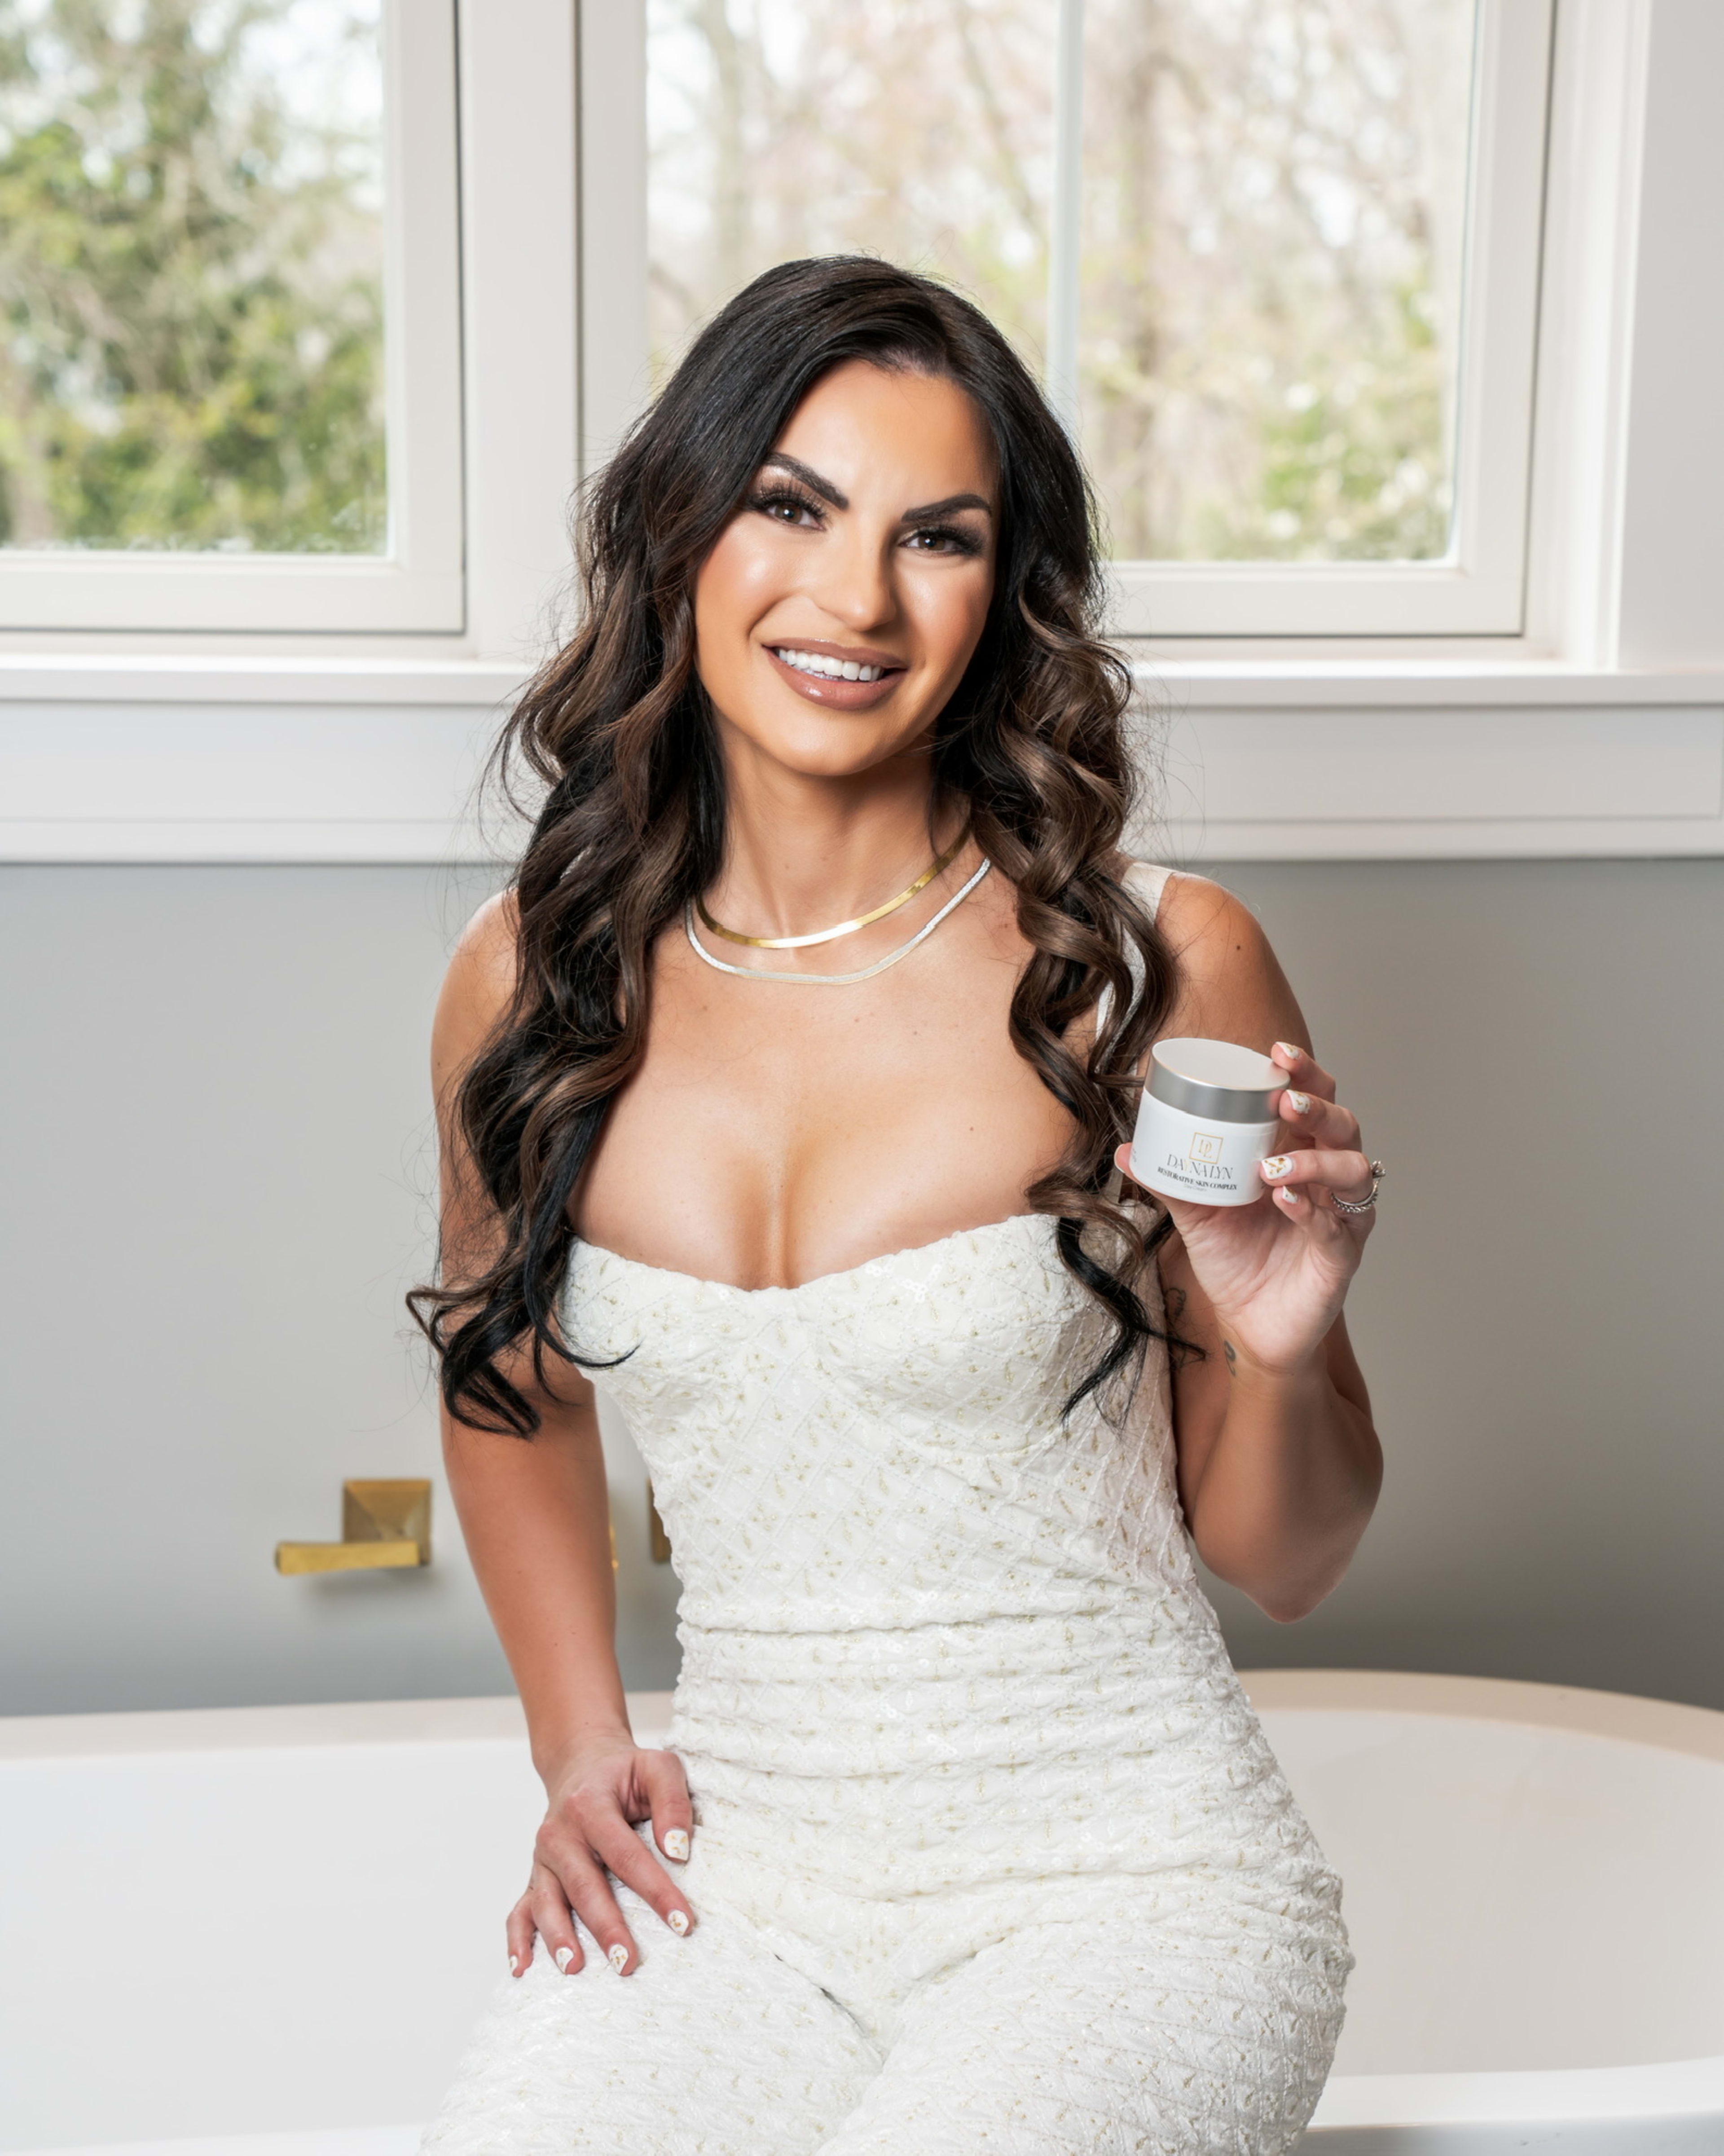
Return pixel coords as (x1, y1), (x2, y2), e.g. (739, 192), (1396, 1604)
(1200, 285), (1453, 564)
(0, 0), (384, 553)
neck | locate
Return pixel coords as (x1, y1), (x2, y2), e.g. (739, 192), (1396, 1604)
(710, 733), (959, 941)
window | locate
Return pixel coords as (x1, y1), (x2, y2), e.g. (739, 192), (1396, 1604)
(0, 0), (462, 632)
(611, 0), (1551, 638)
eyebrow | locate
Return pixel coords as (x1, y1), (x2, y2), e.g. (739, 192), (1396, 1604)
(761, 454), (994, 527)
(762, 453), (848, 509)
(900, 491), (993, 524)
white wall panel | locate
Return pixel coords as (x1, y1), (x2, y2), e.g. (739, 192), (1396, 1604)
(8, 677), (1723, 864)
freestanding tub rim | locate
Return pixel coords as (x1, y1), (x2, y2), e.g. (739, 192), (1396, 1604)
(5, 1671), (1723, 2150)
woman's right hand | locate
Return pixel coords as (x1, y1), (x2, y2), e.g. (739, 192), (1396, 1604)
(507, 1733), (696, 1977)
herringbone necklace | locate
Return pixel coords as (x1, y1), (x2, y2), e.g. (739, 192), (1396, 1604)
(695, 824), (970, 950)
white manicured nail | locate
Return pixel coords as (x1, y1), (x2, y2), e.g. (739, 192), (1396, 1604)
(1284, 1090), (1311, 1115)
(607, 1942), (629, 1974)
(667, 1909), (690, 1936)
(554, 1945), (575, 1972)
(1262, 1155), (1293, 1179)
(509, 1953), (520, 1975)
(662, 1829), (690, 1861)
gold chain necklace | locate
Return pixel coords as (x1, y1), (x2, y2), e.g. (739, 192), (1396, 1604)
(685, 857), (992, 986)
(696, 825), (971, 951)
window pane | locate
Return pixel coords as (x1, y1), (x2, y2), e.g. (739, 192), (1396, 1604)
(1079, 0), (1477, 563)
(647, 0), (1058, 389)
(0, 0), (386, 555)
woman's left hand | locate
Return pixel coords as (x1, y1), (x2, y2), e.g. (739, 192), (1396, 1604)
(1115, 1042), (1379, 1379)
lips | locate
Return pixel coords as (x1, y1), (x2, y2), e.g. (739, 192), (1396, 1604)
(764, 642), (906, 710)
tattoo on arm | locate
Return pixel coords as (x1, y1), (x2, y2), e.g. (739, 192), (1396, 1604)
(1223, 1340), (1237, 1377)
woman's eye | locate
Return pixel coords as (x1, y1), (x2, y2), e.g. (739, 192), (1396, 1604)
(750, 489), (822, 528)
(906, 525), (981, 556)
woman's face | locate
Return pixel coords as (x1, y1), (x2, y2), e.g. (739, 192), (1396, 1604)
(693, 358), (999, 781)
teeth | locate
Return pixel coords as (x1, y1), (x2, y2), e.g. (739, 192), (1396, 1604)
(774, 647), (884, 683)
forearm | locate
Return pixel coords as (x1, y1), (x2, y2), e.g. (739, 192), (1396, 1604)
(442, 1389), (632, 1786)
(1183, 1349), (1382, 1623)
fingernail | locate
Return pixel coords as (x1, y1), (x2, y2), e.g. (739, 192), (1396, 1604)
(667, 1909), (690, 1936)
(607, 1943), (629, 1975)
(662, 1829), (690, 1862)
(554, 1945), (575, 1973)
(509, 1953), (520, 1975)
(1284, 1090), (1311, 1115)
(1262, 1155), (1293, 1179)
(1275, 1042), (1304, 1062)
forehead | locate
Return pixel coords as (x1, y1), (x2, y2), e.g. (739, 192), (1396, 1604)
(772, 359), (997, 502)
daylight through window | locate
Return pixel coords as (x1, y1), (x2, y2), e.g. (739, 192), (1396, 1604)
(646, 0), (1478, 569)
(0, 0), (387, 557)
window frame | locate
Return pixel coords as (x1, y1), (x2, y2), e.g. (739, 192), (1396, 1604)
(0, 0), (466, 636)
(1103, 0), (1553, 638)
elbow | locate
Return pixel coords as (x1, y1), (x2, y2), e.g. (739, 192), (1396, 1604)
(1255, 1581), (1331, 1625)
(1187, 1435), (1384, 1625)
(1194, 1536), (1356, 1625)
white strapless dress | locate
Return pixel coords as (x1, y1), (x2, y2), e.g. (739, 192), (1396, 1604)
(424, 872), (1351, 2156)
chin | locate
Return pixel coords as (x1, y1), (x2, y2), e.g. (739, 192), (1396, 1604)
(739, 714), (912, 781)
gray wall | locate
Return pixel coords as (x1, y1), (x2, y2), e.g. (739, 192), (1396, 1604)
(1, 859), (1719, 1717)
(1201, 858), (1723, 1708)
(0, 864), (679, 1715)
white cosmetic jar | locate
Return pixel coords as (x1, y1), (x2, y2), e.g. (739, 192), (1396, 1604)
(1128, 1036), (1287, 1208)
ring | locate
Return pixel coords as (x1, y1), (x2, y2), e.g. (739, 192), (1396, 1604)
(1331, 1161), (1386, 1215)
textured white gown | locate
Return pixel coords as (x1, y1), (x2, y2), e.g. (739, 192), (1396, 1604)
(424, 864), (1351, 2155)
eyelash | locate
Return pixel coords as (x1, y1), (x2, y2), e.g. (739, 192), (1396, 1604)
(747, 485), (825, 529)
(745, 485), (984, 558)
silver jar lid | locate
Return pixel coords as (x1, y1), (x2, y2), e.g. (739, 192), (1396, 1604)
(1148, 1036), (1287, 1121)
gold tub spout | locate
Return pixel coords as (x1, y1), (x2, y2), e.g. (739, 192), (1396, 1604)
(275, 1479), (431, 1574)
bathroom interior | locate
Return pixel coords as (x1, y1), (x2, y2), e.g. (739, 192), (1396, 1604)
(2, 1), (1723, 2151)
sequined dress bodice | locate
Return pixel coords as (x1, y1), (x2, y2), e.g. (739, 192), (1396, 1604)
(565, 1210), (1330, 1904)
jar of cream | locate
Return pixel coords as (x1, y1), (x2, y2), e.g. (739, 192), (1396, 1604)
(1128, 1037), (1288, 1208)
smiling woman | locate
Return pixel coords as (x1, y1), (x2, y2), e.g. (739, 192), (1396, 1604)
(411, 256), (1382, 2154)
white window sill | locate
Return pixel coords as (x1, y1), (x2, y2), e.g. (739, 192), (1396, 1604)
(0, 651), (537, 706)
(1, 649), (1721, 704)
(0, 653), (1720, 863)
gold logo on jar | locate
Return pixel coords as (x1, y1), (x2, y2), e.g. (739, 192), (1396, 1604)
(1188, 1131), (1225, 1163)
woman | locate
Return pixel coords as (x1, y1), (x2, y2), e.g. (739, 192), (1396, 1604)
(415, 257), (1381, 2154)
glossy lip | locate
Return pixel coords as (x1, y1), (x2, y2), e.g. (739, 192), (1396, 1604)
(763, 638), (909, 710)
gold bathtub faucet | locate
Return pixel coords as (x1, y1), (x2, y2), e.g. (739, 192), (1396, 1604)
(275, 1479), (431, 1574)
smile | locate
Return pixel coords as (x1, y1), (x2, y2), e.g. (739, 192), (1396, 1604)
(771, 646), (892, 683)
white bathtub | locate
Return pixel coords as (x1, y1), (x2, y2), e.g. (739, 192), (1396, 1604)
(3, 1670), (1721, 2155)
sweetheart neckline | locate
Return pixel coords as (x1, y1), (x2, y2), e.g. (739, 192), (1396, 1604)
(572, 1208), (1058, 1300)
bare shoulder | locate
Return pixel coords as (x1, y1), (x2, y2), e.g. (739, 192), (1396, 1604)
(1155, 869), (1308, 1054)
(432, 889), (521, 1091)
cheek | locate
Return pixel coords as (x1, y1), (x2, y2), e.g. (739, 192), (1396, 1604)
(694, 526), (798, 714)
(907, 560), (994, 681)
(695, 525), (783, 655)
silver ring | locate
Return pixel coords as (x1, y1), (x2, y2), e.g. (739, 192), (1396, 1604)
(1331, 1161), (1386, 1215)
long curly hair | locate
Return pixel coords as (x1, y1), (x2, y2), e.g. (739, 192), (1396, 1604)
(412, 256), (1184, 1435)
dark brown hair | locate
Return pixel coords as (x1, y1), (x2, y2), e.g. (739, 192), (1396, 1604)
(412, 256), (1183, 1434)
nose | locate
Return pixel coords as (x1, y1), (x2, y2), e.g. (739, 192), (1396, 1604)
(804, 517), (898, 634)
